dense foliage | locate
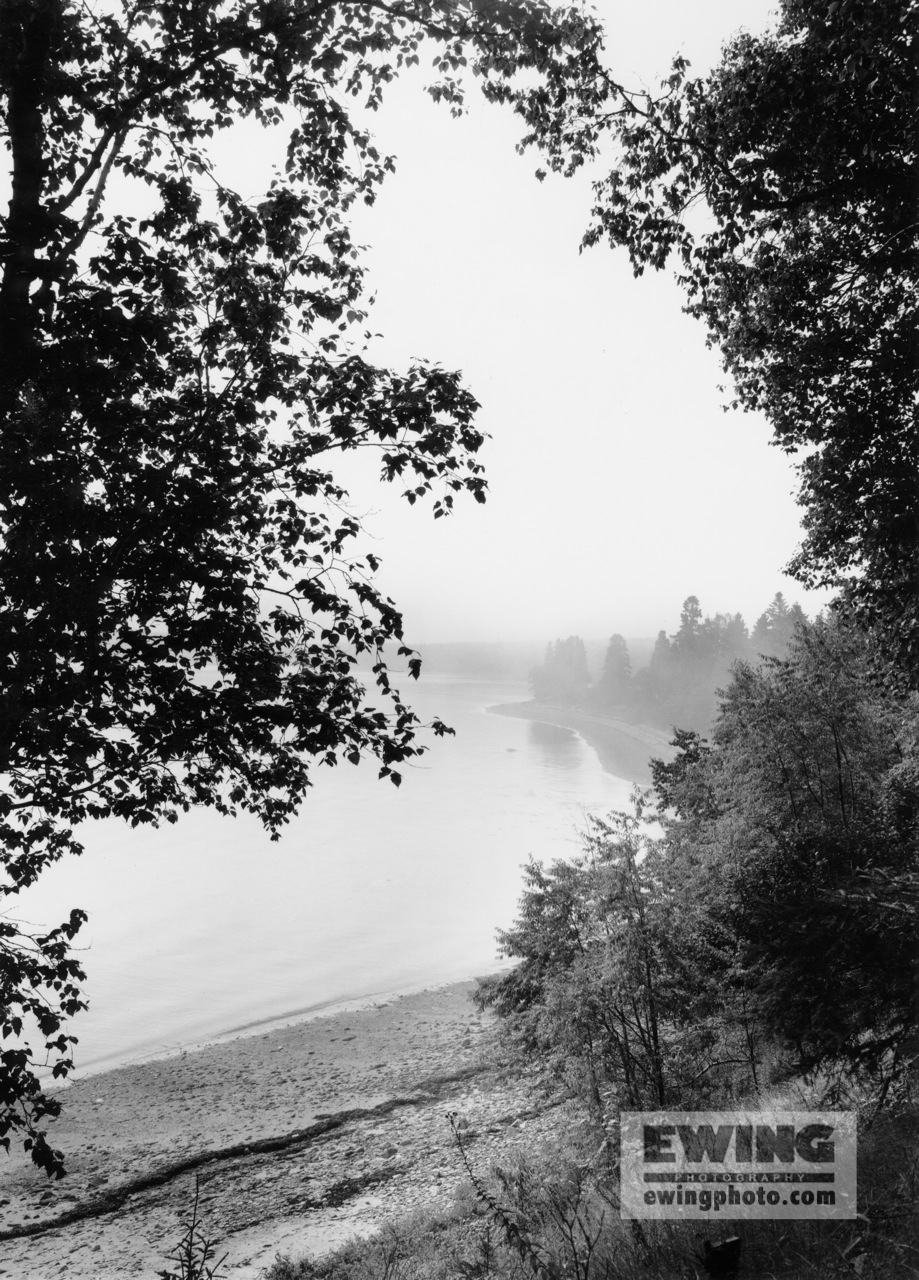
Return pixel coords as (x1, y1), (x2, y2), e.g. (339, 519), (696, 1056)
(476, 803), (762, 1113)
(0, 0), (607, 1173)
(576, 0), (919, 669)
(656, 619), (917, 1084)
(483, 616), (918, 1111)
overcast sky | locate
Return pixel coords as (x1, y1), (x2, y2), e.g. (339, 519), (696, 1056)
(249, 1), (832, 644)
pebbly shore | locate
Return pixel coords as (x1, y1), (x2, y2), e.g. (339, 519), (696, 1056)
(0, 981), (575, 1280)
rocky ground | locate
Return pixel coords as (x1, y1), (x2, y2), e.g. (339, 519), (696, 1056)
(0, 982), (576, 1280)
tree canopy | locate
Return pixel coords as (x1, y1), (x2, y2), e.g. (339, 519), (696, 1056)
(0, 0), (605, 1174)
(652, 617), (918, 1083)
(573, 0), (918, 669)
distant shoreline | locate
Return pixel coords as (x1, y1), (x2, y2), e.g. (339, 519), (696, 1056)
(487, 699), (674, 785)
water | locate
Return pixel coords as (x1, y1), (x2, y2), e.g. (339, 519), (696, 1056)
(15, 676), (638, 1076)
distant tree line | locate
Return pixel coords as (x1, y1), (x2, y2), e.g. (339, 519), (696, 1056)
(530, 591), (806, 730)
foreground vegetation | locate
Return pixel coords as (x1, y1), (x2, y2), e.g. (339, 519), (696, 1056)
(503, 618), (916, 1102)
(264, 1100), (918, 1280)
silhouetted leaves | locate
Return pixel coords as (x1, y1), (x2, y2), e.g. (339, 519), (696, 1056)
(577, 0), (918, 670)
(0, 0), (606, 1172)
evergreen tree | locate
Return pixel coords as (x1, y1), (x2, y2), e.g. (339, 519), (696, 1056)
(529, 636), (591, 705)
(672, 595), (704, 658)
(752, 591), (808, 659)
(594, 633), (631, 709)
(633, 629), (671, 718)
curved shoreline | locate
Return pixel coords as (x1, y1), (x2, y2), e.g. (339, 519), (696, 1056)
(487, 699), (674, 785)
(0, 700), (673, 1276)
(1, 980), (572, 1278)
(59, 962), (516, 1086)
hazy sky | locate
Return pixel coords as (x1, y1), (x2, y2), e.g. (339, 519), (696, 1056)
(251, 1), (832, 643)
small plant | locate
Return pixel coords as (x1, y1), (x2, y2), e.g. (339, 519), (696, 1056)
(158, 1176), (228, 1280)
(448, 1111), (554, 1279)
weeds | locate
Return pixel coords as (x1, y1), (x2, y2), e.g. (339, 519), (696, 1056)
(264, 1090), (919, 1280)
(448, 1110), (553, 1279)
(157, 1177), (228, 1280)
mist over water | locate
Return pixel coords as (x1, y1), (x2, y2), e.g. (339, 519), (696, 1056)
(19, 675), (639, 1077)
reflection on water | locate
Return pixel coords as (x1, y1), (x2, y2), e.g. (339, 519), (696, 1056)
(527, 719), (581, 770)
(19, 676), (636, 1075)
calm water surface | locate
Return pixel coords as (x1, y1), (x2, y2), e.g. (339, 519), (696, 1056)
(18, 676), (637, 1075)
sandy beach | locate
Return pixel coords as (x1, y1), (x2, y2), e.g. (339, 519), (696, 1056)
(0, 981), (573, 1279)
(488, 700), (674, 785)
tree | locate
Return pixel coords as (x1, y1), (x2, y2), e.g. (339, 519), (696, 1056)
(634, 598), (754, 731)
(529, 635), (591, 704)
(632, 628), (671, 717)
(656, 618), (918, 1086)
(593, 632), (630, 709)
(751, 591), (805, 658)
(475, 809), (674, 1112)
(704, 610), (748, 664)
(647, 628), (671, 674)
(572, 0), (919, 669)
(476, 805), (764, 1113)
(0, 0), (605, 1173)
(649, 726), (714, 820)
(672, 595), (703, 658)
